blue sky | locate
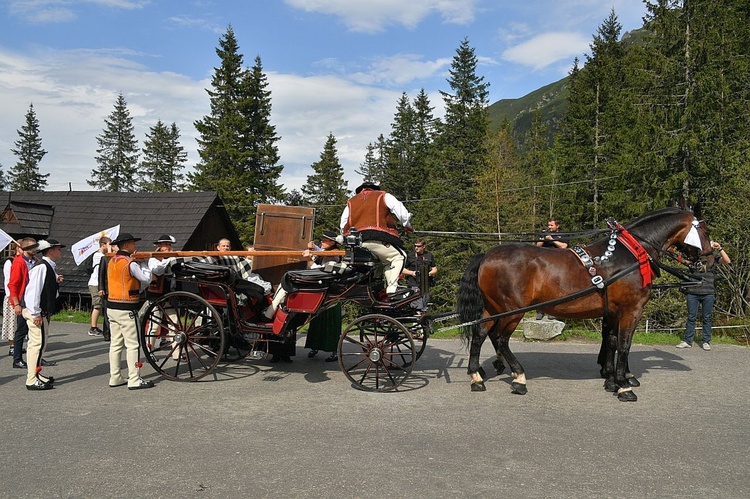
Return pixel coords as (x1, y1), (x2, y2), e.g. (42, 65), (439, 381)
(0, 0), (648, 193)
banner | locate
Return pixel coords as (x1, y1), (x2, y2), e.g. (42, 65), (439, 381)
(0, 228), (15, 253)
(71, 225), (120, 266)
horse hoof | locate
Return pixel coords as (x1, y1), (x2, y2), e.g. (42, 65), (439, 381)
(617, 390), (638, 402)
(493, 359), (506, 375)
(626, 377), (640, 387)
(511, 382), (527, 395)
(603, 379), (617, 392)
(471, 382), (486, 392)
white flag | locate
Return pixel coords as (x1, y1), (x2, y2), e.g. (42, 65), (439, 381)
(683, 219), (702, 249)
(0, 228), (15, 253)
(71, 225), (120, 266)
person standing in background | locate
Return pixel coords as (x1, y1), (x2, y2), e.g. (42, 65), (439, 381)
(87, 237), (111, 337)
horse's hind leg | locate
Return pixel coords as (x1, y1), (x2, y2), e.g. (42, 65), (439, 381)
(495, 320), (527, 395)
(467, 324), (490, 392)
(488, 330), (506, 375)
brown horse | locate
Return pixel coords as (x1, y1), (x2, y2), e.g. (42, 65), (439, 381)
(457, 208), (711, 401)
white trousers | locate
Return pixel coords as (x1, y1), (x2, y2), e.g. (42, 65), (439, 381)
(362, 240), (406, 293)
(22, 309), (51, 386)
(107, 308), (142, 387)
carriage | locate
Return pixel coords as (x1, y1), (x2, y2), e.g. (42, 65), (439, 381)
(138, 229), (435, 392)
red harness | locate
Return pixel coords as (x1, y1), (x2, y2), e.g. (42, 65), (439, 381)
(616, 226), (656, 288)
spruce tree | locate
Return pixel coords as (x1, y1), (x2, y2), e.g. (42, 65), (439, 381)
(89, 93), (139, 191)
(357, 137), (387, 183)
(191, 27), (283, 241)
(140, 120), (187, 192)
(301, 133), (350, 232)
(419, 38), (491, 311)
(9, 103), (49, 191)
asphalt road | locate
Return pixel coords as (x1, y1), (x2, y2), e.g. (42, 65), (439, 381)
(1, 322), (748, 498)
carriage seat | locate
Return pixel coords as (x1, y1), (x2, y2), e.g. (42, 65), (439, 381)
(172, 261), (236, 285)
(280, 268), (347, 293)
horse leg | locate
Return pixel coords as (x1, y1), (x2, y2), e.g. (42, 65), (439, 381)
(494, 320), (526, 395)
(614, 326), (638, 402)
(602, 318), (619, 393)
(488, 330), (506, 375)
(467, 324), (490, 392)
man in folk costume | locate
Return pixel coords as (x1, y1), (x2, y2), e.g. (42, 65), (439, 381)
(8, 238), (38, 369)
(340, 182), (413, 295)
(22, 239), (64, 390)
(107, 233), (154, 390)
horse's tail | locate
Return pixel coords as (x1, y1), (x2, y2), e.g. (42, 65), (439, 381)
(457, 252), (486, 344)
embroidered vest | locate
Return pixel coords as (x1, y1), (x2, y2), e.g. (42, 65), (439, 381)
(344, 190), (398, 237)
(108, 254), (141, 304)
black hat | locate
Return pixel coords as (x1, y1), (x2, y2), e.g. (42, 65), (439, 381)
(355, 181), (381, 194)
(112, 232), (141, 245)
(153, 234), (176, 245)
(36, 239), (66, 252)
(320, 230), (338, 241)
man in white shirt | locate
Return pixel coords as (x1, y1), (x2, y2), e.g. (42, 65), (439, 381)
(22, 239), (65, 391)
(340, 182), (413, 295)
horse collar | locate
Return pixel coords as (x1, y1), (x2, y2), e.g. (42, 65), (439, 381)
(614, 226), (657, 288)
(570, 246), (605, 289)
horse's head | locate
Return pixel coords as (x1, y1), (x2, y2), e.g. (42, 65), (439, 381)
(627, 208), (713, 264)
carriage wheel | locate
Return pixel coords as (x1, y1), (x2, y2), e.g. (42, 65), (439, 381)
(140, 291), (225, 381)
(398, 316), (431, 361)
(338, 314), (415, 391)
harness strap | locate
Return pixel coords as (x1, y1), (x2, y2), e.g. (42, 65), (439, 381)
(569, 246), (604, 289)
(451, 262), (640, 330)
(616, 226), (657, 288)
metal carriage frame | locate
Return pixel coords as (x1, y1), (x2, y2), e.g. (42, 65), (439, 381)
(138, 237), (434, 391)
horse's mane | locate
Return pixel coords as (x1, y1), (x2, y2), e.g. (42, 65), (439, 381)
(624, 207), (690, 233)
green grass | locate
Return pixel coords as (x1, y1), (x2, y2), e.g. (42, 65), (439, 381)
(51, 309), (93, 323)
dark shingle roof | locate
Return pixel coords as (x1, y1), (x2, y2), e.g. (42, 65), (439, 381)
(1, 201), (55, 236)
(0, 191), (240, 297)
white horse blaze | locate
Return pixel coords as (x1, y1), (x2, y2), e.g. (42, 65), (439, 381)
(512, 372), (527, 385)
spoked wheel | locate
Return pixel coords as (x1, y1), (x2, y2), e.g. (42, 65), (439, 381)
(338, 314), (415, 391)
(397, 316), (431, 361)
(140, 291), (225, 381)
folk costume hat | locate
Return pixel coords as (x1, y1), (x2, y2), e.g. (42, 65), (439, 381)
(36, 239), (66, 252)
(320, 230), (338, 241)
(112, 232), (141, 245)
(355, 181), (381, 194)
(153, 234), (176, 245)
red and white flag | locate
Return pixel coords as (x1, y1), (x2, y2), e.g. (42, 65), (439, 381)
(71, 225), (120, 266)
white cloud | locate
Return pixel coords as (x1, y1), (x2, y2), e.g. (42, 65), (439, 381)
(0, 46), (418, 193)
(349, 53), (452, 87)
(284, 0), (478, 33)
(167, 15), (224, 34)
(8, 0), (148, 23)
(502, 32), (590, 71)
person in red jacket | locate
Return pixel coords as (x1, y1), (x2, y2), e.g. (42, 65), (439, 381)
(7, 238), (38, 369)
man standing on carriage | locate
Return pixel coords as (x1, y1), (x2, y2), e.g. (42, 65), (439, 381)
(340, 182), (413, 296)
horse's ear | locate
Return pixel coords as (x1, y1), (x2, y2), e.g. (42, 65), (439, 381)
(693, 202), (702, 219)
(677, 196), (687, 211)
